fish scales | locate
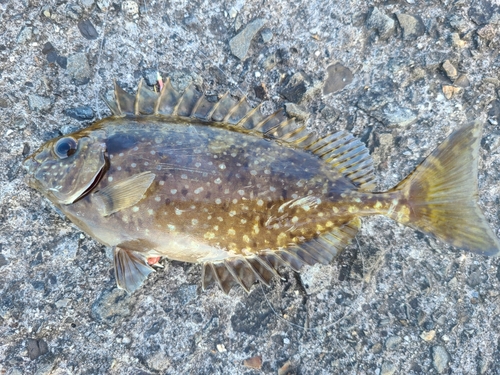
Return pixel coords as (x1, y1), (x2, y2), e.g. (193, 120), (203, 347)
(23, 79), (500, 293)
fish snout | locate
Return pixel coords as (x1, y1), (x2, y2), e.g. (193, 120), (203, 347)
(22, 157), (40, 175)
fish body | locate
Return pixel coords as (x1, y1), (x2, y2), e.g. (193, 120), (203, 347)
(23, 79), (500, 293)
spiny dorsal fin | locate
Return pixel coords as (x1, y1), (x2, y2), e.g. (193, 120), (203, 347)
(201, 218), (361, 294)
(106, 79), (376, 190)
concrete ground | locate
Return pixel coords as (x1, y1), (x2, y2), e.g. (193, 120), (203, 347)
(1, 0), (500, 374)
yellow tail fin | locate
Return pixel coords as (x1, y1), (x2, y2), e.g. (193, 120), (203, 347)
(389, 121), (500, 256)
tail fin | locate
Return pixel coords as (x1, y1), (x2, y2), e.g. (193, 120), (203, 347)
(389, 120), (500, 256)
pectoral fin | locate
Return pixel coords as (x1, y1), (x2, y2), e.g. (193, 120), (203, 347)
(113, 247), (154, 293)
(94, 171), (156, 216)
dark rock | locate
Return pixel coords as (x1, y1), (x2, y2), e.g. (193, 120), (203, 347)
(254, 83), (267, 100)
(323, 62), (353, 94)
(78, 19), (99, 40)
(279, 71), (309, 103)
(41, 42), (55, 55)
(0, 253), (7, 267)
(366, 7), (395, 40)
(27, 339), (49, 360)
(46, 51), (57, 64)
(0, 97), (10, 108)
(64, 106), (94, 120)
(229, 18), (266, 60)
(56, 55), (67, 69)
(396, 13), (425, 40)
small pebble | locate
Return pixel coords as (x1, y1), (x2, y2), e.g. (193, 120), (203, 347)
(28, 95), (52, 111)
(229, 18), (266, 60)
(122, 0), (139, 15)
(216, 344), (226, 353)
(366, 7), (395, 39)
(65, 106), (94, 121)
(243, 355), (262, 369)
(261, 27), (273, 43)
(78, 19), (98, 40)
(442, 60), (458, 80)
(420, 330), (436, 341)
(385, 335), (402, 350)
(381, 361), (397, 375)
(323, 62), (353, 94)
(442, 85), (461, 99)
(432, 345), (450, 373)
(396, 13), (425, 40)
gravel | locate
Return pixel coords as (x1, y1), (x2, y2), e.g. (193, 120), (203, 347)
(2, 1), (500, 374)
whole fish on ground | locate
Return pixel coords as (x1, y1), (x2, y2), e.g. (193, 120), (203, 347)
(23, 79), (500, 293)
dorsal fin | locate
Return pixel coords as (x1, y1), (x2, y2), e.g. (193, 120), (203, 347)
(104, 79), (376, 190)
(201, 218), (361, 294)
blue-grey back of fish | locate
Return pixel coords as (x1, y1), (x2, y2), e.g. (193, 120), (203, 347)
(23, 78), (500, 294)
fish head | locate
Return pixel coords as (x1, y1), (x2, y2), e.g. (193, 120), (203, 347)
(23, 128), (107, 205)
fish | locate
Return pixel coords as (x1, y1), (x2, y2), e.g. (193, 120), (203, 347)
(23, 78), (500, 294)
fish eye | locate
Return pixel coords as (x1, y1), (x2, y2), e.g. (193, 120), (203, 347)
(54, 137), (78, 159)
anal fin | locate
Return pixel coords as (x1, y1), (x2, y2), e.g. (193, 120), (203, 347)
(201, 218), (361, 294)
(114, 247), (154, 293)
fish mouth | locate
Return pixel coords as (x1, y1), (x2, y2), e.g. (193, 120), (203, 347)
(22, 157), (40, 188)
(22, 156), (39, 174)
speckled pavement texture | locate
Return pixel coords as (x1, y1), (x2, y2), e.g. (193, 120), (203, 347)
(2, 0), (500, 374)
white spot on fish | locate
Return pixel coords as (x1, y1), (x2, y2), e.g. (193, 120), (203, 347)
(181, 174), (188, 179)
(131, 163), (137, 168)
(257, 199), (264, 206)
(270, 186), (276, 192)
(148, 209), (154, 215)
(219, 163), (226, 170)
(264, 169), (271, 174)
(108, 177), (113, 182)
(250, 170), (257, 176)
(214, 178), (221, 184)
(119, 152), (124, 157)
(159, 181), (165, 185)
(150, 150), (156, 155)
(133, 146), (138, 151)
(117, 166), (122, 171)
(155, 196), (161, 202)
(229, 211), (236, 217)
(175, 208), (183, 215)
(215, 198), (222, 204)
(238, 190), (245, 196)
(132, 206), (139, 212)
(168, 224), (176, 231)
(171, 189), (177, 194)
(192, 219), (198, 225)
(195, 162), (201, 167)
(194, 187), (204, 194)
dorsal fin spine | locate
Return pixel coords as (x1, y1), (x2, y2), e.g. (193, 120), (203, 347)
(206, 91), (229, 119)
(236, 102), (264, 128)
(223, 95), (247, 122)
(113, 79), (123, 115)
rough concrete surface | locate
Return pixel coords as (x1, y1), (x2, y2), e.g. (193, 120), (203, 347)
(1, 0), (500, 374)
